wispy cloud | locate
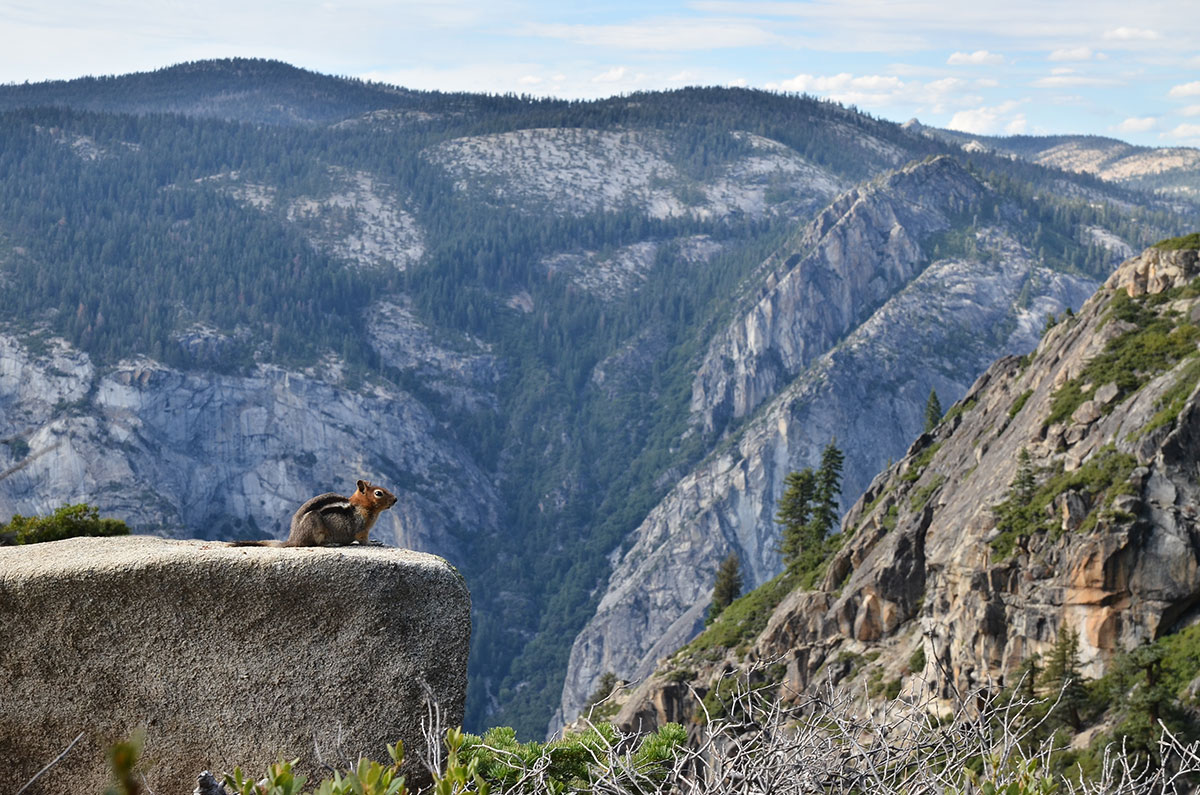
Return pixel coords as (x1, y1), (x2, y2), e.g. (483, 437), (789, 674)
(1102, 26), (1161, 41)
(1048, 46), (1094, 61)
(1114, 116), (1157, 133)
(947, 49), (1003, 65)
(766, 71), (980, 113)
(1032, 74), (1121, 88)
(521, 19), (778, 51)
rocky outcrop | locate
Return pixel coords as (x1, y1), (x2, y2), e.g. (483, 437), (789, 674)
(425, 127), (844, 220)
(0, 536), (470, 792)
(555, 217), (1097, 732)
(690, 156), (985, 436)
(615, 244), (1200, 729)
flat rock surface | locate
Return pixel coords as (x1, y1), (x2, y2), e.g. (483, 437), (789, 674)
(0, 536), (471, 793)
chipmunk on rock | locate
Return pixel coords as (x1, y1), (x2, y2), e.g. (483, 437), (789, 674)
(232, 480), (398, 548)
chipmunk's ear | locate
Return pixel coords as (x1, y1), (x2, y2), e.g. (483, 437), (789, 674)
(357, 480), (368, 493)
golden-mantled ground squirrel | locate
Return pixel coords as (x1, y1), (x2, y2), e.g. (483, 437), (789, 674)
(232, 480), (397, 547)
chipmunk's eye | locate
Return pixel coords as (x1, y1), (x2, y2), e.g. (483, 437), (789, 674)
(374, 490), (384, 498)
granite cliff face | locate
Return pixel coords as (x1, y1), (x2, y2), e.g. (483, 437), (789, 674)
(555, 157), (1104, 732)
(611, 243), (1200, 730)
(0, 311), (501, 556)
(691, 156), (985, 435)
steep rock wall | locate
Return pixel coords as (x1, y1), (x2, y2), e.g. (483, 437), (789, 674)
(690, 156), (984, 436)
(555, 222), (1096, 732)
(615, 245), (1200, 730)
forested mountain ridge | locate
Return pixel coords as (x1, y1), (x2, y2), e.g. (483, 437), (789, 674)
(908, 120), (1200, 202)
(0, 59), (1194, 739)
(0, 58), (427, 125)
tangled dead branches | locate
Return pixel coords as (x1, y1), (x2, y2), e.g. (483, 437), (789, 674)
(417, 670), (1200, 795)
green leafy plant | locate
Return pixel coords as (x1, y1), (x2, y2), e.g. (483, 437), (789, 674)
(224, 760), (308, 795)
(223, 744), (406, 795)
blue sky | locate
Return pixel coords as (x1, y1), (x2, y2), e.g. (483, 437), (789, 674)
(2, 1), (1199, 146)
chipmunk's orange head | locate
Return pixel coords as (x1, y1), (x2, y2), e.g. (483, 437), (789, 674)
(356, 479), (398, 510)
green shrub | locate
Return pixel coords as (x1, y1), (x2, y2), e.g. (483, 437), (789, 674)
(909, 474), (946, 512)
(989, 445), (1137, 559)
(687, 567), (804, 652)
(224, 742), (406, 795)
(1048, 291), (1200, 428)
(2, 503), (130, 545)
(458, 722), (686, 792)
(1009, 389), (1034, 420)
(901, 442), (942, 483)
(942, 397), (978, 426)
(1152, 232), (1200, 251)
(1137, 357), (1200, 438)
(908, 645), (927, 673)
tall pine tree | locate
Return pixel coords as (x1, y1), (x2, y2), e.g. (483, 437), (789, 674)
(776, 439), (843, 571)
(1040, 625), (1088, 731)
(924, 389), (943, 432)
(812, 439), (844, 538)
(707, 553), (743, 624)
(775, 468), (816, 565)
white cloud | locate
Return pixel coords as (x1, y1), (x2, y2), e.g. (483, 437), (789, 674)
(1182, 105), (1200, 117)
(359, 63), (554, 95)
(666, 70), (699, 83)
(1032, 74), (1120, 88)
(769, 72), (901, 93)
(518, 75), (542, 86)
(1049, 46), (1093, 61)
(1166, 123), (1200, 141)
(521, 19), (778, 51)
(1169, 81), (1200, 98)
(766, 71), (981, 113)
(1102, 26), (1160, 41)
(947, 50), (1004, 66)
(947, 100), (1025, 135)
(592, 66), (628, 84)
(728, 77), (748, 87)
(1114, 116), (1157, 133)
